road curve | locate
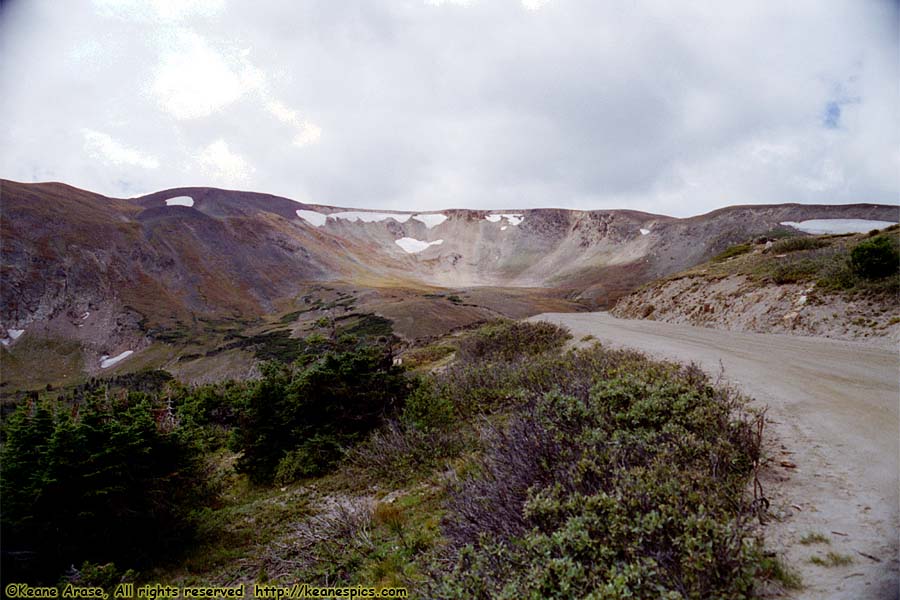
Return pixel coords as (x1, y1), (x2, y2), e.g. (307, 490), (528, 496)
(531, 312), (899, 600)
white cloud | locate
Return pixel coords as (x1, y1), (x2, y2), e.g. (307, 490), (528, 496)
(92, 0), (225, 22)
(521, 0), (551, 10)
(151, 31), (248, 120)
(191, 139), (254, 186)
(425, 0), (475, 6)
(1, 0), (897, 215)
(265, 100), (322, 147)
(82, 129), (159, 169)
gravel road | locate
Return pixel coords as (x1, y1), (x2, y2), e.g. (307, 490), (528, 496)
(531, 312), (899, 599)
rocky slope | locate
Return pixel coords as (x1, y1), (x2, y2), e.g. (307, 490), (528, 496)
(612, 229), (900, 348)
(1, 178), (896, 388)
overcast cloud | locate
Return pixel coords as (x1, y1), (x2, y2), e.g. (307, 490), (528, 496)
(0, 0), (896, 216)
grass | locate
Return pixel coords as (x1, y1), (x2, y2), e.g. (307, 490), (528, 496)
(338, 314), (394, 338)
(401, 344), (456, 369)
(762, 556), (804, 590)
(809, 552), (853, 567)
(713, 243), (753, 262)
(799, 532), (830, 545)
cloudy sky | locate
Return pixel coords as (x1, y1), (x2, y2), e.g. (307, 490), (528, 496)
(0, 0), (896, 216)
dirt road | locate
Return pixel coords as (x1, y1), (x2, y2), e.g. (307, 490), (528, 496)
(531, 312), (899, 599)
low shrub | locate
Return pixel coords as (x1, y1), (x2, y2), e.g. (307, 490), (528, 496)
(713, 243), (753, 262)
(402, 377), (455, 430)
(456, 320), (572, 363)
(771, 237), (828, 253)
(432, 354), (767, 598)
(770, 259), (820, 284)
(850, 235), (899, 280)
(346, 420), (471, 486)
(401, 344), (455, 369)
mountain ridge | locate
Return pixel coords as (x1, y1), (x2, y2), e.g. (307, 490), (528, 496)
(1, 178), (896, 389)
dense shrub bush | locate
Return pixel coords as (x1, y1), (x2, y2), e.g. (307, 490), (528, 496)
(432, 356), (766, 598)
(347, 420), (472, 486)
(232, 344), (410, 483)
(771, 236), (827, 253)
(1, 394), (210, 583)
(456, 320), (571, 363)
(850, 235), (899, 280)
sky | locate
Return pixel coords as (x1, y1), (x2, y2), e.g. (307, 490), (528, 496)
(0, 0), (897, 216)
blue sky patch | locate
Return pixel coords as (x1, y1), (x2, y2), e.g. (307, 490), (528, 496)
(823, 101), (842, 128)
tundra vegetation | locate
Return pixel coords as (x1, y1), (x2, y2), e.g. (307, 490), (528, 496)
(1, 320), (792, 597)
(694, 226), (900, 295)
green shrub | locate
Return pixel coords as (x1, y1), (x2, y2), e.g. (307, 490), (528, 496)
(402, 377), (455, 430)
(850, 235), (899, 280)
(232, 344), (410, 483)
(347, 420), (471, 486)
(402, 344), (455, 369)
(274, 437), (343, 484)
(61, 561), (136, 593)
(771, 237), (828, 253)
(456, 320), (572, 363)
(713, 243), (752, 262)
(1, 395), (210, 583)
(433, 354), (766, 599)
(769, 259), (820, 284)
(338, 314), (394, 338)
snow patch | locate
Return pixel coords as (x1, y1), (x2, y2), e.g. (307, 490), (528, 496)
(296, 209), (327, 227)
(412, 213), (448, 228)
(297, 209), (414, 226)
(0, 329), (21, 346)
(780, 219), (897, 234)
(165, 196), (194, 207)
(100, 350), (133, 369)
(395, 238), (444, 253)
(485, 213), (525, 226)
(331, 211), (412, 224)
(640, 228), (650, 235)
(501, 226), (508, 231)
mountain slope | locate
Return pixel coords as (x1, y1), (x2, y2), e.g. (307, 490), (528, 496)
(1, 178), (896, 389)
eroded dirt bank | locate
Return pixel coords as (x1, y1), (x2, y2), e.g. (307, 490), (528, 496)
(531, 311), (899, 600)
(611, 274), (900, 350)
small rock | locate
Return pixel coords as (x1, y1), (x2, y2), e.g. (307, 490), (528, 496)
(780, 460), (797, 469)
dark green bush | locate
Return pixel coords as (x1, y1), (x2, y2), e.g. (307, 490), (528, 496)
(1, 394), (210, 583)
(232, 345), (410, 483)
(850, 235), (899, 280)
(456, 320), (572, 363)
